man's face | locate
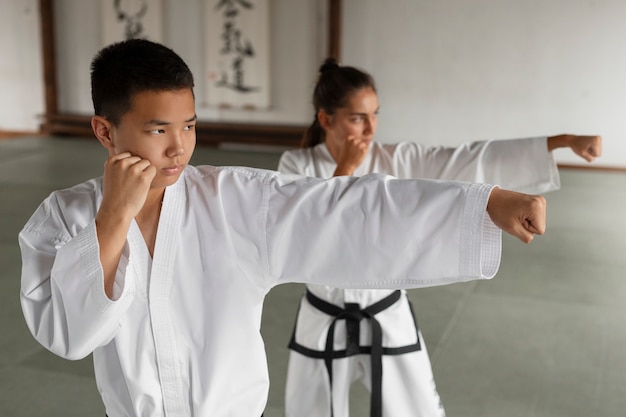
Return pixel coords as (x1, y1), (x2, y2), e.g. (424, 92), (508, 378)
(108, 88), (197, 189)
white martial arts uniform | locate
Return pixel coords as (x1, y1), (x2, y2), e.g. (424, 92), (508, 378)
(20, 164), (502, 417)
(278, 137), (560, 417)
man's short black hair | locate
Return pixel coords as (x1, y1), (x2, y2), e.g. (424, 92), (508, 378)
(90, 39), (195, 125)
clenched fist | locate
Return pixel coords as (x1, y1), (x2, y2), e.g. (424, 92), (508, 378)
(100, 152), (157, 220)
(486, 188), (547, 243)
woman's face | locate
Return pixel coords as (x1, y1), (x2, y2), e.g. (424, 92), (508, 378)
(321, 87), (379, 150)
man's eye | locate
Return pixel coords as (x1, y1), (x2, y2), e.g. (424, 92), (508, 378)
(150, 129), (165, 135)
(184, 124), (196, 131)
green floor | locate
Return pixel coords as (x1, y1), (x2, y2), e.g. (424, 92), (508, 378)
(1, 136), (625, 417)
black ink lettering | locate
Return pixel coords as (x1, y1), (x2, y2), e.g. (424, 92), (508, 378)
(113, 0), (149, 40)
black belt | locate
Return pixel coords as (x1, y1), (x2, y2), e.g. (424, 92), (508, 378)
(288, 290), (421, 417)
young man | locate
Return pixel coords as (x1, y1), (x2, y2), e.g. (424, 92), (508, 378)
(20, 39), (547, 417)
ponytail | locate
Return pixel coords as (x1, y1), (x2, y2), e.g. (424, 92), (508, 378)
(301, 117), (325, 148)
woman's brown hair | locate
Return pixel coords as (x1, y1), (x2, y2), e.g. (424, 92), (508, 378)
(301, 58), (376, 148)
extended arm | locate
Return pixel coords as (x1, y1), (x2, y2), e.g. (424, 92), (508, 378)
(547, 134), (602, 162)
(396, 134), (600, 193)
(264, 173), (545, 288)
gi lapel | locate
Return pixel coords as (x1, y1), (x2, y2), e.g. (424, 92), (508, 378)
(148, 178), (189, 417)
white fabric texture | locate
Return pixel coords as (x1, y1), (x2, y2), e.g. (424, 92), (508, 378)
(20, 164), (501, 417)
(278, 137), (560, 417)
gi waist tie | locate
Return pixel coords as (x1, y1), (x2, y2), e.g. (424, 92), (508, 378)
(288, 290), (421, 417)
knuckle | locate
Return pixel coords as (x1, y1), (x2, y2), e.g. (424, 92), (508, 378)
(531, 195), (546, 208)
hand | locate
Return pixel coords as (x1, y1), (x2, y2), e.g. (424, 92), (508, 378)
(486, 187), (546, 244)
(547, 134), (602, 162)
(569, 135), (602, 162)
(333, 135), (371, 176)
(99, 152), (157, 221)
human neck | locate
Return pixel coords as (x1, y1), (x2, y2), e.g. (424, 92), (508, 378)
(138, 188), (165, 216)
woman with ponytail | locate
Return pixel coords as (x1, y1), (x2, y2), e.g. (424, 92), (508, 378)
(277, 58), (602, 417)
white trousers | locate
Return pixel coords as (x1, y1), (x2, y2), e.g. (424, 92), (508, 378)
(284, 328), (446, 417)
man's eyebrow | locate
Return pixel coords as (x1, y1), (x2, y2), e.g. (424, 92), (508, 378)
(145, 115), (197, 126)
(145, 119), (170, 126)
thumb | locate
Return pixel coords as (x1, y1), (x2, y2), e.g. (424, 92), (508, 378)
(510, 220), (535, 244)
(581, 149), (595, 162)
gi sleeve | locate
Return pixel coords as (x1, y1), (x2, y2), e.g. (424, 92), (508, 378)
(399, 137), (560, 194)
(262, 173), (501, 289)
(277, 150), (304, 175)
(19, 193), (135, 360)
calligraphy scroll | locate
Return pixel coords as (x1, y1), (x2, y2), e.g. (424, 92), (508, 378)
(205, 0), (271, 110)
(101, 0), (163, 46)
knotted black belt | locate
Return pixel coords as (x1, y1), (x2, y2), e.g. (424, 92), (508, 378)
(288, 289), (421, 417)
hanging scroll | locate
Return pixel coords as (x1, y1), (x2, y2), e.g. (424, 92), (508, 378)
(205, 0), (271, 110)
(101, 0), (163, 45)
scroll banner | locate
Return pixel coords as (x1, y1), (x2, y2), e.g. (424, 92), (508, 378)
(205, 0), (271, 110)
(101, 0), (164, 45)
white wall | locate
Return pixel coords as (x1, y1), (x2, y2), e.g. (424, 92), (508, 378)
(1, 0), (624, 168)
(342, 0), (626, 168)
(0, 0), (44, 131)
(53, 0), (325, 126)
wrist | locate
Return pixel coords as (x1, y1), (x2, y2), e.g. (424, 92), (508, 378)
(96, 204), (133, 230)
(547, 134), (572, 151)
(333, 164), (357, 176)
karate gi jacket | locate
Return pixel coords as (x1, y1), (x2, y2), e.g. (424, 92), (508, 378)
(20, 164), (502, 417)
(278, 137), (560, 352)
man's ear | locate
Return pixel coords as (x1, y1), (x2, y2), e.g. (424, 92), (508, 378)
(91, 116), (115, 151)
(317, 109), (333, 131)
